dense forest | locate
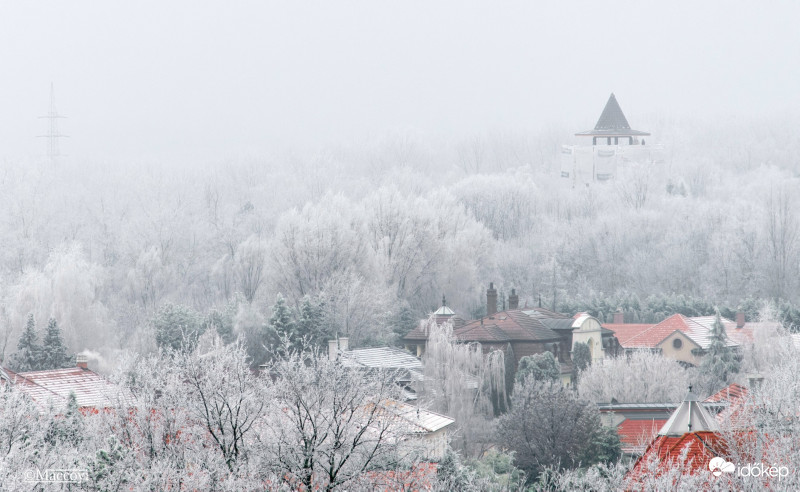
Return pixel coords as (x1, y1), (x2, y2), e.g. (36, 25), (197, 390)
(2, 113), (800, 368)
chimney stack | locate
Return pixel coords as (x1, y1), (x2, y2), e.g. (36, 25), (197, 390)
(487, 283), (497, 317)
(613, 309), (624, 324)
(328, 340), (338, 361)
(508, 289), (519, 310)
(328, 337), (350, 361)
(747, 373), (764, 389)
(76, 354), (88, 369)
(736, 312), (745, 329)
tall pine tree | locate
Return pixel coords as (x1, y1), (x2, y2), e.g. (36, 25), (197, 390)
(41, 317), (72, 370)
(297, 295), (328, 348)
(700, 311), (741, 393)
(268, 293), (297, 349)
(12, 314), (42, 371)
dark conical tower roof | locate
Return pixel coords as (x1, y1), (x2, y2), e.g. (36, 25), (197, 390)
(575, 93), (650, 137)
(594, 93), (630, 131)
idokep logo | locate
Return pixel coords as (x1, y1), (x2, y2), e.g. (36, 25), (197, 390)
(709, 457), (791, 480)
(709, 457), (735, 477)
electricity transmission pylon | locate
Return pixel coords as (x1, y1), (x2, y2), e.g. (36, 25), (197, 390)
(37, 83), (68, 162)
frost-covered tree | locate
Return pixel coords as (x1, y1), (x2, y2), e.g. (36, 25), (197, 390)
(420, 318), (504, 456)
(578, 351), (690, 403)
(572, 341), (592, 383)
(267, 293), (296, 347)
(260, 346), (419, 490)
(515, 352), (560, 383)
(234, 235), (267, 303)
(174, 335), (266, 472)
(497, 379), (618, 483)
(296, 295), (329, 348)
(153, 303), (205, 353)
(44, 391), (84, 447)
(40, 317), (72, 370)
(699, 311), (741, 393)
(11, 314), (41, 371)
(572, 342), (591, 373)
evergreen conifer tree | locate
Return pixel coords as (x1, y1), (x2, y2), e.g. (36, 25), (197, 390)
(700, 311), (741, 392)
(45, 391), (84, 446)
(153, 303), (204, 353)
(12, 314), (42, 371)
(297, 295), (327, 348)
(515, 352), (560, 383)
(41, 317), (72, 370)
(572, 341), (592, 383)
(268, 293), (297, 348)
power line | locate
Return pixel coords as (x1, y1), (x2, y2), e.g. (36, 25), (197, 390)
(37, 83), (68, 162)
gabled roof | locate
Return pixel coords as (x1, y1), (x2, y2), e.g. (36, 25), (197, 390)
(340, 347), (424, 383)
(453, 309), (562, 343)
(610, 314), (739, 350)
(12, 367), (121, 409)
(603, 323), (654, 347)
(575, 94), (650, 137)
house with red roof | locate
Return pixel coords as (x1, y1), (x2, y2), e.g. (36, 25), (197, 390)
(599, 384), (744, 458)
(404, 284), (618, 384)
(603, 313), (759, 367)
(625, 388), (728, 488)
(1, 354), (123, 411)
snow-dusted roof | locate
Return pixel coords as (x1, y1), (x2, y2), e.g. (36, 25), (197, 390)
(378, 400), (455, 434)
(658, 389), (719, 436)
(433, 305), (455, 316)
(12, 367), (122, 409)
(613, 314), (739, 350)
(340, 347), (423, 371)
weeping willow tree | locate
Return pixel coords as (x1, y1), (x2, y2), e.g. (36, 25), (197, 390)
(419, 317), (506, 456)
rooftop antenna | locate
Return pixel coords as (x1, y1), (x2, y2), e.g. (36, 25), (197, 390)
(37, 83), (68, 163)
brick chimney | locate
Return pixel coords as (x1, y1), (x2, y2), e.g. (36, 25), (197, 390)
(508, 289), (519, 310)
(736, 312), (745, 329)
(613, 309), (624, 324)
(487, 283), (497, 317)
(76, 354), (88, 369)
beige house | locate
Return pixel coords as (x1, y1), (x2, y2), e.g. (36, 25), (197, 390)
(604, 313), (759, 366)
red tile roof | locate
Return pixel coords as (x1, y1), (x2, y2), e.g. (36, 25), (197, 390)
(704, 383), (748, 404)
(404, 308), (573, 343)
(10, 367), (122, 409)
(607, 314), (740, 350)
(626, 431), (727, 485)
(603, 324), (654, 347)
(452, 310), (561, 343)
(617, 419), (667, 454)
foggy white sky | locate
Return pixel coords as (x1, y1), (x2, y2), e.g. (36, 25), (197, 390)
(1, 1), (798, 162)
